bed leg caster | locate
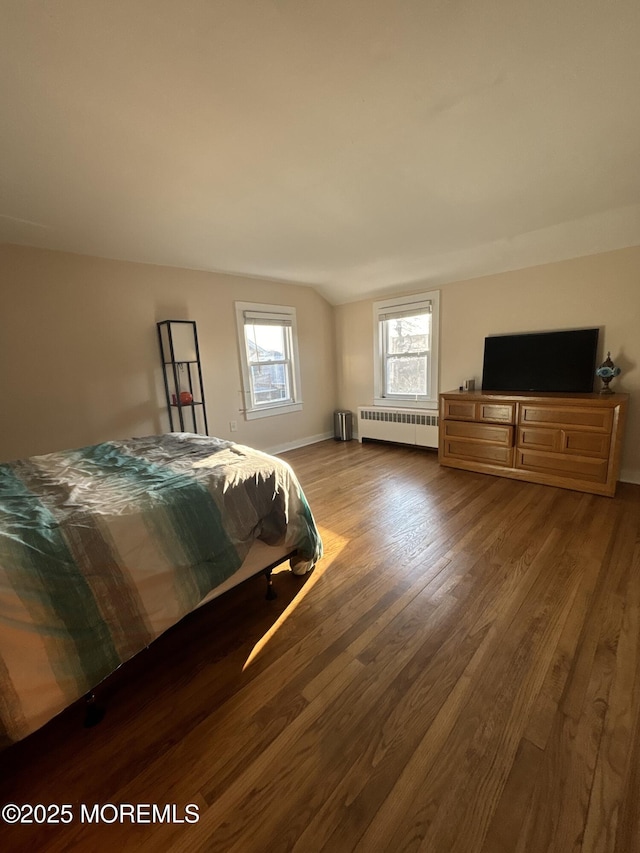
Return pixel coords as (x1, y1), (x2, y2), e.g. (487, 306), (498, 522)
(264, 569), (277, 600)
(84, 691), (105, 727)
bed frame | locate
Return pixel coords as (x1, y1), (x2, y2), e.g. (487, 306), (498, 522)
(83, 543), (300, 726)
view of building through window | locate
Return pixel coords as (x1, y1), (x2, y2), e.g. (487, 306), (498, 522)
(236, 301), (302, 419)
(244, 322), (292, 405)
(383, 312), (431, 397)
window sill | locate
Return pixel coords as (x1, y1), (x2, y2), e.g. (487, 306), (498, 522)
(373, 397), (438, 410)
(244, 402), (303, 420)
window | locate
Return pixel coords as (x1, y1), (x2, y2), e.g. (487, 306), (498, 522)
(235, 302), (303, 419)
(373, 290), (440, 408)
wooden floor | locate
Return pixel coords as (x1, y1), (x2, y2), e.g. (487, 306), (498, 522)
(2, 439), (640, 852)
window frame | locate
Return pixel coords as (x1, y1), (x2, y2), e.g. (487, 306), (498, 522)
(235, 301), (303, 420)
(373, 290), (440, 409)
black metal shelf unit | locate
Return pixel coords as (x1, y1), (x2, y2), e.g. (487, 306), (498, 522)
(157, 320), (209, 435)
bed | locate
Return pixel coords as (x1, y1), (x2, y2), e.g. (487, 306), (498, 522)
(0, 432), (322, 748)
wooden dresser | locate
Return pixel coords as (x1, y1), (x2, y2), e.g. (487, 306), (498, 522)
(439, 390), (628, 497)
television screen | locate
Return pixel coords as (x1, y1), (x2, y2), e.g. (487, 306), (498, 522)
(481, 328), (599, 393)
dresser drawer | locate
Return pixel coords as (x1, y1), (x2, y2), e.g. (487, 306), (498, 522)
(477, 402), (515, 424)
(443, 439), (514, 467)
(442, 400), (476, 421)
(517, 427), (610, 458)
(519, 404), (613, 432)
(562, 430), (610, 458)
(444, 421), (513, 446)
(442, 399), (515, 424)
(515, 448), (609, 483)
(517, 426), (561, 452)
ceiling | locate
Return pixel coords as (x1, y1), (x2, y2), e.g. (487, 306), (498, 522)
(2, 0), (639, 305)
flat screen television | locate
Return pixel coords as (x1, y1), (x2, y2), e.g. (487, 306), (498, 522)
(481, 328), (599, 393)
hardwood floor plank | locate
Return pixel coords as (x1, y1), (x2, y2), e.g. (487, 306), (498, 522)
(184, 590), (446, 851)
(574, 508), (640, 853)
(480, 737), (544, 853)
(520, 512), (637, 853)
(352, 524), (585, 852)
(524, 498), (626, 750)
(610, 537), (640, 853)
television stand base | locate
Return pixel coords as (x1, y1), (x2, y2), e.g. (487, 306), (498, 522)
(438, 390), (628, 497)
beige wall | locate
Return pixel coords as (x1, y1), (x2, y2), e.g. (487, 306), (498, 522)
(0, 245), (337, 461)
(3, 242), (638, 483)
(336, 246), (640, 483)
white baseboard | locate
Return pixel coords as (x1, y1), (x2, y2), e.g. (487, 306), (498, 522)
(267, 431), (334, 455)
(620, 468), (640, 485)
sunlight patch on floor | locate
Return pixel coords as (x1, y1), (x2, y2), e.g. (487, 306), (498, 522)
(242, 525), (348, 670)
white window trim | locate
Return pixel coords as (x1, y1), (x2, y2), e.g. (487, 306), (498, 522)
(373, 290), (440, 410)
(235, 301), (303, 420)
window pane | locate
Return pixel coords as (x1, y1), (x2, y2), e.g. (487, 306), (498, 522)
(385, 355), (428, 396)
(385, 313), (430, 355)
(245, 323), (286, 364)
(374, 291), (439, 404)
(236, 302), (302, 418)
(250, 363), (291, 404)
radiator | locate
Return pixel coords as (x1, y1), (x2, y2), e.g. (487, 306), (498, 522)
(357, 407), (439, 449)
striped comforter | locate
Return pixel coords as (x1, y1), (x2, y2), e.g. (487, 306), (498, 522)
(0, 433), (322, 747)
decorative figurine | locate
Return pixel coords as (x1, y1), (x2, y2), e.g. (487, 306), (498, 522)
(596, 352), (621, 394)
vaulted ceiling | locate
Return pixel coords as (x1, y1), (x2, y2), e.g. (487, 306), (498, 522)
(2, 0), (639, 304)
